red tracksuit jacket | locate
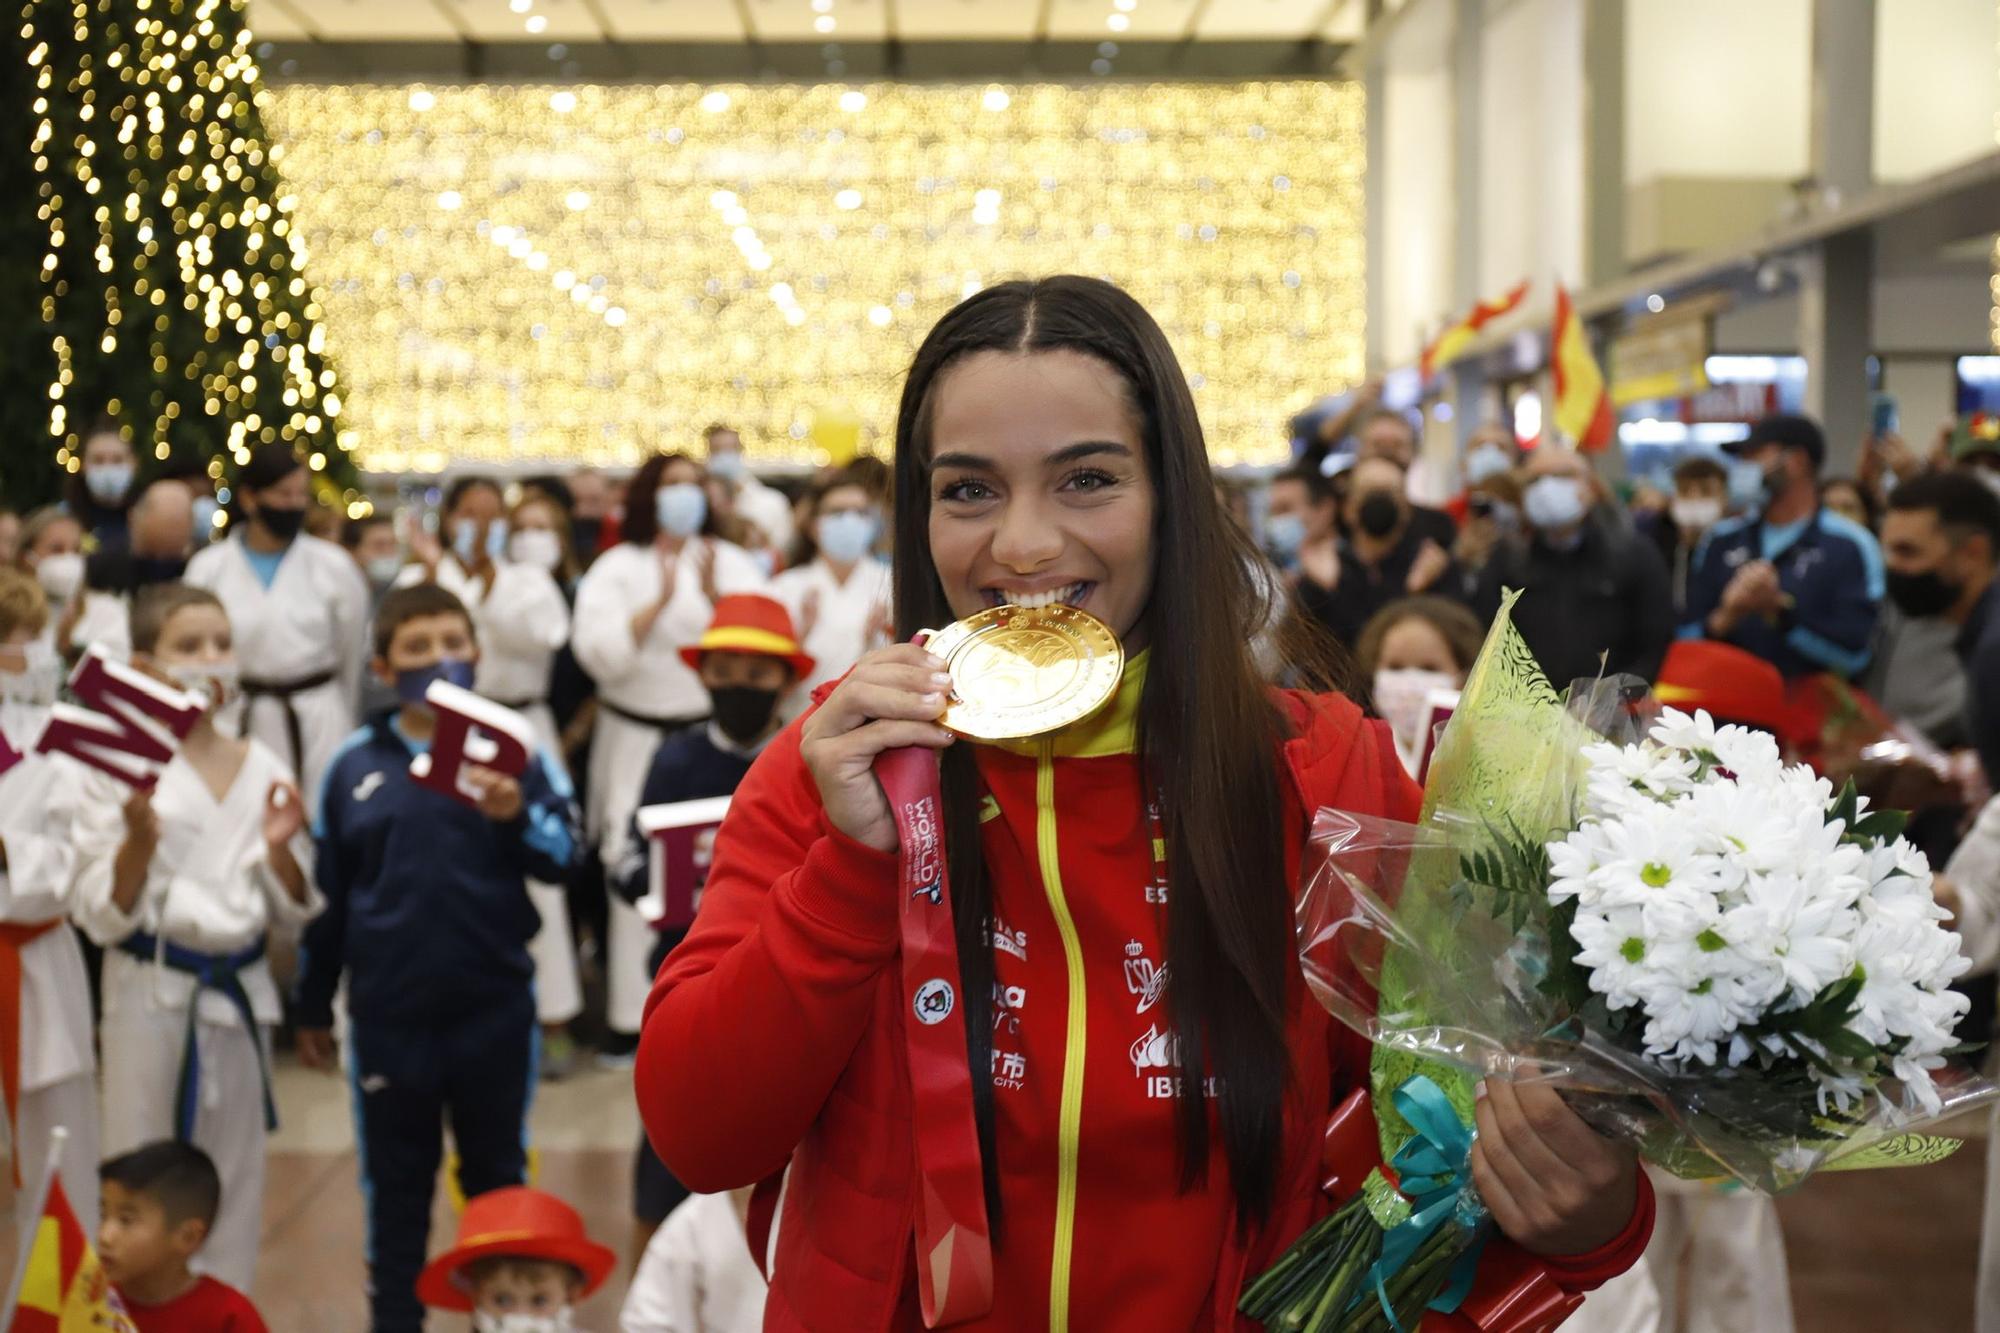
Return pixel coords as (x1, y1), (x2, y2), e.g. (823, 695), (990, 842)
(638, 663), (1652, 1331)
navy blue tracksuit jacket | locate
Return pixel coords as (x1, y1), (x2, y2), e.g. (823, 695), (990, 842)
(1680, 508), (1883, 679)
(300, 710), (582, 1333)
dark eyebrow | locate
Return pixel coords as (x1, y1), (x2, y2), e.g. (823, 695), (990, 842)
(927, 441), (1133, 475)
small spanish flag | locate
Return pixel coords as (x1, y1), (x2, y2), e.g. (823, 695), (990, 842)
(1551, 283), (1614, 452)
(1419, 280), (1530, 380)
(4, 1150), (137, 1333)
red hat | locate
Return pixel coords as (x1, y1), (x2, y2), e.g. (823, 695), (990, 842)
(415, 1187), (617, 1312)
(678, 593), (816, 679)
(1653, 640), (1798, 740)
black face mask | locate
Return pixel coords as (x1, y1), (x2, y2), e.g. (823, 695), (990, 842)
(571, 517), (602, 558)
(256, 506), (306, 542)
(1886, 567), (1962, 618)
(1356, 491), (1403, 539)
(132, 555), (187, 587)
(710, 685), (781, 744)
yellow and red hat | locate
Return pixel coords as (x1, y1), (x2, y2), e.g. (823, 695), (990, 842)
(415, 1186), (617, 1312)
(1653, 639), (1798, 741)
(679, 593), (816, 679)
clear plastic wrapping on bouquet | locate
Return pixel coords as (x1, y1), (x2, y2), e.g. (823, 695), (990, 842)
(1299, 651), (1997, 1197)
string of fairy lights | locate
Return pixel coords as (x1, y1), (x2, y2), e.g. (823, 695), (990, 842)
(24, 0), (362, 510)
(261, 80), (1365, 472)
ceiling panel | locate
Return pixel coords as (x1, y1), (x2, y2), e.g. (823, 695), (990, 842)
(1197, 0), (1327, 38)
(891, 0), (1040, 40)
(278, 0), (463, 38)
(1044, 0), (1201, 40)
(441, 0), (606, 41)
(1319, 0), (1365, 41)
(599, 0), (748, 40)
(246, 0), (316, 40)
(748, 0), (891, 41)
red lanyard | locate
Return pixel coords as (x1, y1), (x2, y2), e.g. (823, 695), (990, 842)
(877, 743), (994, 1327)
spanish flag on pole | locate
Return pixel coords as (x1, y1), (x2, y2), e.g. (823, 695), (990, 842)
(1551, 283), (1614, 452)
(3, 1130), (137, 1333)
(1418, 280), (1530, 380)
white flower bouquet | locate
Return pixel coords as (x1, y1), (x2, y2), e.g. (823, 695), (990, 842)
(1243, 595), (1992, 1333)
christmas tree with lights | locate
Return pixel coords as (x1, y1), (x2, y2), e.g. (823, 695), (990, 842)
(16, 0), (355, 507)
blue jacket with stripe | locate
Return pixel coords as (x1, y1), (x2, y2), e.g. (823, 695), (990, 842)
(298, 712), (582, 1027)
(1680, 508), (1883, 678)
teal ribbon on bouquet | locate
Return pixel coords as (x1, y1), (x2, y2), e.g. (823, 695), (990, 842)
(1363, 1075), (1491, 1328)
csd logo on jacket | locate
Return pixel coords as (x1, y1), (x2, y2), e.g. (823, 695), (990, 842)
(912, 978), (956, 1025)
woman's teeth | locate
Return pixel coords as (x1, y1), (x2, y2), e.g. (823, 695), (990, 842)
(989, 583), (1088, 609)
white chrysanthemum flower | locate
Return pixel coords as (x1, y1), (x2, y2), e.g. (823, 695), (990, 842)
(1584, 807), (1725, 916)
(1548, 821), (1616, 907)
(1567, 904), (1654, 1011)
(1648, 707), (1722, 759)
(1582, 741), (1699, 820)
(1718, 873), (1858, 1007)
(1707, 723), (1784, 786)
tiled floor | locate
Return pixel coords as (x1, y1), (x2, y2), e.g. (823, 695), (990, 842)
(3, 1057), (1988, 1330)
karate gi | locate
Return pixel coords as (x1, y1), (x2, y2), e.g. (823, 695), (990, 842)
(71, 740), (322, 1293)
(769, 555), (891, 717)
(620, 1190), (769, 1333)
(0, 706), (96, 1236)
(570, 538), (763, 1034)
(185, 533), (370, 811)
(395, 555), (582, 1024)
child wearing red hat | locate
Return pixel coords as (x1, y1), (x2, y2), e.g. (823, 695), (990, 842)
(611, 594), (811, 1265)
(418, 1186), (615, 1333)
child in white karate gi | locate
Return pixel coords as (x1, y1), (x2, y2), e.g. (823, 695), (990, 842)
(0, 568), (97, 1231)
(71, 583), (321, 1292)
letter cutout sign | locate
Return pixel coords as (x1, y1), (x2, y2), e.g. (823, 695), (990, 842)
(635, 795), (732, 930)
(34, 648), (206, 791)
(408, 679), (535, 808)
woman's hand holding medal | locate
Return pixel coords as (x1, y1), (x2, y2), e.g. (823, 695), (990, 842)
(800, 643), (957, 853)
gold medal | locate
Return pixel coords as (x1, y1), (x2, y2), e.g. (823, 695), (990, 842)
(922, 604), (1125, 742)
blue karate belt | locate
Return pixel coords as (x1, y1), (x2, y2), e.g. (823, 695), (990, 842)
(1359, 1074), (1491, 1330)
(118, 932), (279, 1142)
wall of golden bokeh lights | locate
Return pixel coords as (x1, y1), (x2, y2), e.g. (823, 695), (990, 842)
(262, 81), (1364, 473)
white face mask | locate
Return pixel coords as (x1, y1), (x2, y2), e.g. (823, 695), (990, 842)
(164, 660), (241, 712)
(1372, 667), (1458, 746)
(509, 529), (564, 572)
(1670, 496), (1724, 533)
(35, 552), (84, 603)
(472, 1310), (575, 1333)
(0, 639), (61, 709)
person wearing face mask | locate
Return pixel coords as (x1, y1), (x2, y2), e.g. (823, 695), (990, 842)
(704, 424), (795, 554)
(1261, 463), (1341, 588)
(1878, 471), (2000, 788)
(184, 442), (371, 812)
(571, 452), (766, 1049)
(297, 584), (582, 1333)
(1295, 455), (1459, 651)
(1448, 470), (1524, 601)
(1354, 597), (1483, 777)
(16, 507), (90, 660)
(1471, 447), (1673, 690)
(417, 1186), (616, 1333)
(64, 414), (139, 550)
(341, 514), (410, 720)
(611, 595), (811, 1271)
(1684, 413), (1884, 680)
(70, 481), (198, 661)
(1639, 455), (1730, 616)
(771, 472), (893, 715)
(70, 584), (319, 1294)
(480, 492), (585, 1062)
(0, 569), (100, 1239)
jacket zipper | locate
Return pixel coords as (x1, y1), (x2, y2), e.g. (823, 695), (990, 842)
(1035, 738), (1087, 1333)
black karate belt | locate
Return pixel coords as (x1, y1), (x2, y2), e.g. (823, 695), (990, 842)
(597, 699), (705, 732)
(239, 668), (336, 782)
(487, 695), (549, 712)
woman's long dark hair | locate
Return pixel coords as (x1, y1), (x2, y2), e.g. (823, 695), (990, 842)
(892, 276), (1296, 1227)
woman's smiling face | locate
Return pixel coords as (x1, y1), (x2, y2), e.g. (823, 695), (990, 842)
(924, 349), (1158, 648)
